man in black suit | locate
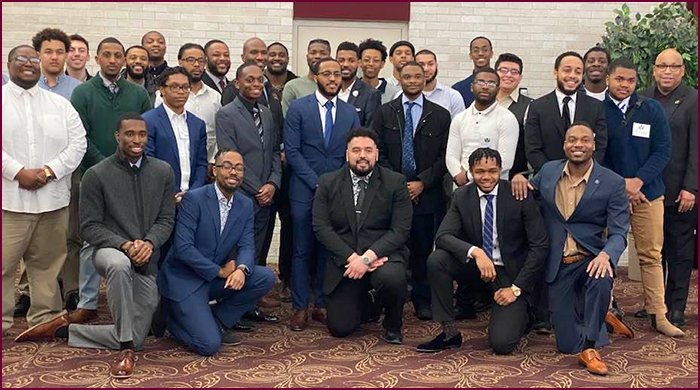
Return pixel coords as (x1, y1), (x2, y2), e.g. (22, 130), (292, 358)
(642, 48), (698, 328)
(524, 51), (607, 174)
(417, 148), (548, 354)
(202, 39), (231, 95)
(371, 61), (451, 320)
(313, 128), (412, 344)
(336, 41), (382, 127)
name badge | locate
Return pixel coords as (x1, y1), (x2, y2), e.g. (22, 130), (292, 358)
(632, 122), (651, 138)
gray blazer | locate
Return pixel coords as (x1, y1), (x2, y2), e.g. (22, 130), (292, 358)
(215, 97), (282, 197)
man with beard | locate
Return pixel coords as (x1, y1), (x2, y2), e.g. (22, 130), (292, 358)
(122, 45), (155, 106)
(202, 39), (231, 95)
(284, 58), (361, 331)
(66, 34), (92, 82)
(415, 49), (464, 119)
(32, 28), (82, 100)
(313, 128), (412, 343)
(453, 36), (493, 108)
(358, 38), (401, 105)
(282, 39), (331, 115)
(265, 42), (297, 102)
(524, 51), (607, 174)
(372, 62), (451, 320)
(141, 31), (171, 97)
(582, 47), (610, 101)
(336, 41), (381, 127)
(386, 40), (414, 87)
(15, 113), (175, 380)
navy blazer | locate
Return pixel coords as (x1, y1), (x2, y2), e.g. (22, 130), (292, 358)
(346, 78), (382, 127)
(283, 93), (361, 202)
(157, 184), (255, 302)
(144, 104), (208, 192)
(531, 160), (630, 283)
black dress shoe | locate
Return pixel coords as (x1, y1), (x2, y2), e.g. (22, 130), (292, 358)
(417, 332), (463, 353)
(667, 310), (685, 328)
(64, 291), (79, 311)
(221, 330), (242, 345)
(243, 308), (280, 323)
(532, 320), (552, 335)
(13, 295), (30, 318)
(634, 309), (649, 318)
(380, 330), (403, 345)
(232, 321), (255, 332)
(454, 306), (477, 320)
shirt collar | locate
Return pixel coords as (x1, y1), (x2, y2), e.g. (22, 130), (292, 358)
(315, 90), (337, 107)
(562, 161), (594, 183)
(40, 73), (66, 86)
(206, 69), (225, 85)
(477, 183), (499, 198)
(470, 100), (499, 115)
(509, 89), (520, 103)
(341, 78), (357, 93)
(349, 168), (374, 184)
(130, 156), (143, 169)
(609, 94), (631, 109)
(8, 80), (40, 97)
(214, 183), (233, 207)
(239, 95), (257, 113)
(98, 71), (121, 88)
(162, 102), (187, 121)
(401, 93), (424, 107)
(555, 89), (577, 105)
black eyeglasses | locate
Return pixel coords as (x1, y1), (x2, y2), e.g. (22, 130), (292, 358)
(164, 84), (191, 93)
(215, 162), (244, 173)
(12, 55), (41, 65)
(183, 57), (206, 65)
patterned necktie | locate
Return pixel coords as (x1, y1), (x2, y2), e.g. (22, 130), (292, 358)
(402, 102), (417, 178)
(252, 106), (263, 144)
(355, 178), (368, 224)
(218, 79), (226, 93)
(482, 194), (495, 260)
(109, 82), (118, 95)
(562, 96), (572, 128)
(618, 101), (627, 114)
(324, 100), (334, 147)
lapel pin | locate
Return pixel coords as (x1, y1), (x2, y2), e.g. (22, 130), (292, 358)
(595, 179), (599, 184)
(674, 100), (680, 105)
(352, 90), (359, 97)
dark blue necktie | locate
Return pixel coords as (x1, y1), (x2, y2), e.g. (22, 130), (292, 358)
(482, 194), (495, 259)
(324, 100), (334, 147)
(402, 102), (417, 178)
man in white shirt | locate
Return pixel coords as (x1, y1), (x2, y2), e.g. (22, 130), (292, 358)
(415, 49), (465, 119)
(2, 45), (86, 335)
(582, 47), (610, 101)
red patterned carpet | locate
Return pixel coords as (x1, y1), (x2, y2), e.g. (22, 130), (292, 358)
(2, 269), (697, 388)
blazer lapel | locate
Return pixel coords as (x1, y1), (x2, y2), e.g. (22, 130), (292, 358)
(206, 185), (222, 241)
(466, 184), (483, 247)
(569, 162), (601, 220)
(543, 162), (566, 222)
(158, 106), (181, 167)
(186, 113), (200, 169)
(495, 183), (506, 249)
(358, 168), (381, 228)
(548, 92), (566, 138)
(667, 84), (690, 121)
(342, 173), (358, 234)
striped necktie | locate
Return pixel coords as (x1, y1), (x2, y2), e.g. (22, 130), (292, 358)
(482, 194), (495, 259)
(253, 106), (263, 144)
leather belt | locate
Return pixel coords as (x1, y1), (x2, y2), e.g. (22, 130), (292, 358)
(562, 253), (588, 264)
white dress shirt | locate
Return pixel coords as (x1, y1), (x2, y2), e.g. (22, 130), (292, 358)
(162, 103), (191, 192)
(445, 101), (519, 181)
(467, 184), (503, 266)
(555, 89), (577, 120)
(423, 81), (466, 119)
(610, 95), (631, 114)
(2, 82), (86, 213)
(337, 78), (357, 102)
(315, 90), (337, 137)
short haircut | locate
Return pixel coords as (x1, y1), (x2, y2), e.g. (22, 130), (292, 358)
(115, 112), (145, 132)
(389, 40), (415, 57)
(346, 127), (379, 146)
(473, 67), (500, 83)
(214, 147), (243, 163)
(267, 41), (289, 54)
(554, 51), (583, 69)
(8, 45), (35, 62)
(336, 41), (359, 57)
(69, 34), (89, 51)
(495, 53), (523, 73)
(204, 39), (228, 52)
(583, 46), (611, 63)
(156, 66), (193, 88)
(177, 43), (205, 60)
(468, 147), (502, 169)
(125, 45), (149, 58)
(235, 61), (260, 79)
(470, 36), (492, 50)
(311, 57), (339, 75)
(415, 49), (437, 61)
(308, 39), (331, 52)
(96, 37), (124, 54)
(141, 30), (165, 45)
(607, 57), (637, 75)
(566, 121), (595, 136)
(398, 60), (424, 74)
(358, 38), (387, 61)
(31, 28), (71, 52)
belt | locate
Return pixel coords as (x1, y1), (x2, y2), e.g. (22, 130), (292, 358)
(562, 253), (588, 264)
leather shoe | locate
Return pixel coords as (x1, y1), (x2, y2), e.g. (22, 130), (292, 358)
(454, 305), (477, 320)
(221, 330), (242, 345)
(416, 332), (462, 353)
(311, 307), (327, 325)
(68, 308), (98, 324)
(243, 308), (279, 323)
(110, 349), (136, 379)
(667, 310), (685, 328)
(258, 294), (281, 309)
(289, 309), (308, 331)
(64, 291), (79, 311)
(605, 310), (634, 338)
(232, 321), (255, 332)
(578, 348), (608, 375)
(13, 294), (30, 318)
(380, 330), (403, 345)
(15, 311), (70, 342)
(532, 320), (552, 335)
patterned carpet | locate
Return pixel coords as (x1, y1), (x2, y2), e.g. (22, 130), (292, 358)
(2, 269), (697, 388)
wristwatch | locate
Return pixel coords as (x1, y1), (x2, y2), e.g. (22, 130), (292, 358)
(44, 167), (55, 181)
(361, 256), (371, 266)
(510, 284), (522, 297)
(236, 264), (251, 276)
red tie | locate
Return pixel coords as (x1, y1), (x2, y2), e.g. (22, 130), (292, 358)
(219, 79), (225, 92)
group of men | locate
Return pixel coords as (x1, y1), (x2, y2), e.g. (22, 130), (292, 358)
(3, 28), (696, 379)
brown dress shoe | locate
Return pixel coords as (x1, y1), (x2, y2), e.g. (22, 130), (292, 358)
(258, 294), (281, 309)
(68, 308), (98, 324)
(289, 309), (308, 331)
(110, 349), (136, 379)
(310, 307), (327, 325)
(605, 310), (634, 338)
(15, 311), (70, 342)
(578, 348), (608, 375)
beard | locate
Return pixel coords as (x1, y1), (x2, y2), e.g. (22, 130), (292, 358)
(126, 66), (145, 80)
(266, 65), (287, 76)
(206, 62), (228, 78)
(557, 78), (580, 95)
(317, 80), (339, 98)
(350, 159), (374, 176)
(426, 67), (438, 85)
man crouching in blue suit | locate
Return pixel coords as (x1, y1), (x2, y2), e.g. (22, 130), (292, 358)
(158, 148), (275, 356)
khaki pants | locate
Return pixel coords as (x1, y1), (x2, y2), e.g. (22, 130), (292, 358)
(629, 196), (666, 315)
(2, 208), (68, 333)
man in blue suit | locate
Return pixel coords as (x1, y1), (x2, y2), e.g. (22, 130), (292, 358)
(284, 57), (361, 331)
(157, 149), (275, 356)
(530, 123), (629, 376)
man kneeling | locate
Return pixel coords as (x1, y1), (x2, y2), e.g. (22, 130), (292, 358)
(418, 148), (548, 354)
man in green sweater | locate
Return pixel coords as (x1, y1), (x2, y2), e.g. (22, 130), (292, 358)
(69, 37), (152, 324)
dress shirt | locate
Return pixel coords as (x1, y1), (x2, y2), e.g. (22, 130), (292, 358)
(162, 103), (191, 192)
(497, 89), (521, 109)
(2, 81), (86, 213)
(337, 78), (357, 102)
(206, 70), (227, 93)
(555, 89), (576, 120)
(38, 74), (82, 100)
(609, 95), (631, 114)
(446, 101), (519, 180)
(315, 90), (337, 137)
(555, 161), (593, 256)
(214, 183), (233, 234)
(350, 168), (374, 206)
(98, 71), (120, 94)
(130, 156), (143, 169)
(584, 87), (607, 102)
(423, 81), (466, 119)
(467, 184), (503, 266)
(401, 94), (424, 134)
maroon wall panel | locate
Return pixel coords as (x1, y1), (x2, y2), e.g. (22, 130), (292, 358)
(293, 2), (410, 22)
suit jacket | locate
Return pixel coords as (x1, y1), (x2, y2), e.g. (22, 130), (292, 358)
(313, 166), (413, 294)
(221, 82), (284, 136)
(531, 160), (629, 283)
(642, 84), (698, 204)
(215, 97), (282, 198)
(371, 95), (451, 215)
(283, 93), (361, 203)
(434, 180), (548, 299)
(524, 90), (607, 173)
(157, 184), (255, 302)
(346, 78), (382, 127)
(143, 104), (208, 192)
(508, 94), (534, 178)
(201, 72), (229, 95)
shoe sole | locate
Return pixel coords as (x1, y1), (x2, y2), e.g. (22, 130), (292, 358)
(14, 310), (67, 342)
(578, 359), (608, 376)
(416, 344), (461, 353)
(110, 372), (133, 379)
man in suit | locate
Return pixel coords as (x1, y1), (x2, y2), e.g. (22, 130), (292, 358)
(642, 48), (698, 328)
(530, 123), (629, 376)
(313, 128), (412, 343)
(202, 39), (231, 95)
(284, 57), (361, 331)
(371, 61), (451, 320)
(336, 41), (382, 127)
(157, 149), (275, 356)
(524, 51), (608, 174)
(417, 148), (548, 354)
(452, 36), (493, 108)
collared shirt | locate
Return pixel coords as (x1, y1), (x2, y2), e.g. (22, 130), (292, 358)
(315, 90), (337, 137)
(98, 71), (120, 94)
(38, 74), (82, 101)
(214, 183), (233, 234)
(555, 161), (594, 256)
(129, 156), (143, 169)
(65, 68), (92, 82)
(2, 81), (86, 213)
(610, 94), (631, 114)
(162, 103), (191, 192)
(446, 100), (519, 181)
(206, 69), (227, 93)
(423, 81), (466, 119)
(156, 83), (222, 162)
(337, 78), (357, 102)
(401, 93), (424, 134)
(387, 74), (400, 87)
(350, 168), (374, 207)
(584, 86), (607, 102)
(497, 89), (521, 109)
(555, 89), (577, 119)
(467, 184), (503, 266)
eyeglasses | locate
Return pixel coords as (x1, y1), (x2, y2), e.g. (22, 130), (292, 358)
(183, 57), (206, 65)
(654, 64), (684, 72)
(318, 71), (342, 78)
(473, 80), (498, 88)
(497, 67), (521, 76)
(164, 84), (191, 93)
(215, 162), (245, 174)
(12, 55), (41, 65)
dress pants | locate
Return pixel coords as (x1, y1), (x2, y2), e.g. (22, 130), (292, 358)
(630, 197), (667, 316)
(290, 199), (326, 310)
(68, 248), (158, 351)
(325, 261), (407, 337)
(277, 166), (293, 286)
(663, 205), (698, 312)
(162, 266), (275, 356)
(251, 201), (276, 267)
(408, 212), (442, 305)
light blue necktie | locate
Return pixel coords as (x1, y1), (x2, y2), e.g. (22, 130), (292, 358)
(402, 102), (417, 178)
(482, 194), (495, 259)
(324, 100), (334, 147)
